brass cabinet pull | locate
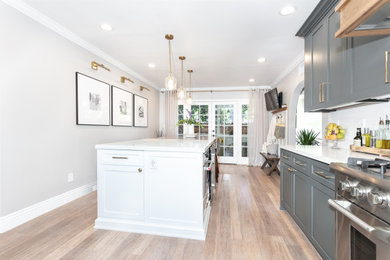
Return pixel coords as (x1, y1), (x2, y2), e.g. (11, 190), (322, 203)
(322, 82), (326, 102)
(319, 83), (322, 103)
(138, 168), (143, 173)
(287, 167), (296, 173)
(282, 155), (290, 160)
(112, 156), (128, 160)
(295, 161), (307, 167)
(314, 171), (333, 179)
(386, 51), (389, 84)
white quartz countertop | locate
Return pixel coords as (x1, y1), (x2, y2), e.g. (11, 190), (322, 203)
(280, 145), (383, 164)
(95, 137), (216, 153)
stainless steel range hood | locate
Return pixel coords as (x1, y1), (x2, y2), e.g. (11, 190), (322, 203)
(335, 0), (390, 38)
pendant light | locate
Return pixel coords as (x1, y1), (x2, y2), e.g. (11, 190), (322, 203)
(186, 69), (193, 105)
(165, 34), (177, 90)
(177, 56), (186, 99)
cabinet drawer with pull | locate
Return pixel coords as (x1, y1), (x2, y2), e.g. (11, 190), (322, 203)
(292, 154), (310, 176)
(99, 150), (144, 166)
(280, 149), (292, 164)
(311, 161), (334, 190)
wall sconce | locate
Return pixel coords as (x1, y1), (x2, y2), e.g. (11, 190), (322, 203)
(120, 76), (134, 84)
(91, 61), (110, 71)
(140, 86), (150, 92)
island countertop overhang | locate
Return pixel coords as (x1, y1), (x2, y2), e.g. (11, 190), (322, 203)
(95, 137), (216, 153)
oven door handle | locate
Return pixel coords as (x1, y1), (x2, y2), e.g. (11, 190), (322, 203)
(204, 160), (214, 171)
(328, 199), (375, 232)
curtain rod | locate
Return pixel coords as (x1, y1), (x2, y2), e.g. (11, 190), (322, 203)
(161, 88), (269, 93)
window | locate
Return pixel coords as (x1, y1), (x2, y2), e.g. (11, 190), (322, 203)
(215, 104), (234, 157)
(242, 104), (248, 157)
(178, 105), (184, 136)
(191, 105), (209, 136)
(296, 90), (322, 140)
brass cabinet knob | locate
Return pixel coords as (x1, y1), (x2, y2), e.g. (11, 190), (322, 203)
(138, 168), (142, 173)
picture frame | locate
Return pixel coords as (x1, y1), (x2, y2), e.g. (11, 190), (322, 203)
(134, 94), (148, 127)
(76, 72), (110, 126)
(111, 86), (133, 127)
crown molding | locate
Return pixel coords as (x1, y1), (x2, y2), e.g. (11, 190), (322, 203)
(271, 52), (304, 87)
(2, 0), (160, 90)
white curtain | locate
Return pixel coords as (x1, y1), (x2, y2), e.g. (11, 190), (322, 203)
(248, 89), (269, 166)
(164, 90), (178, 137)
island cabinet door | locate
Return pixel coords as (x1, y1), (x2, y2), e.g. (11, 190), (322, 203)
(98, 165), (144, 221)
(144, 151), (204, 228)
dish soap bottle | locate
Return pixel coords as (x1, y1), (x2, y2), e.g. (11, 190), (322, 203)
(353, 128), (362, 146)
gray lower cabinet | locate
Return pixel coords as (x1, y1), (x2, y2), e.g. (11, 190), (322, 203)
(281, 162), (294, 214)
(280, 149), (335, 260)
(310, 179), (335, 260)
(293, 170), (310, 234)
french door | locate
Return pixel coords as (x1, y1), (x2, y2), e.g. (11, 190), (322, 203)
(178, 101), (248, 165)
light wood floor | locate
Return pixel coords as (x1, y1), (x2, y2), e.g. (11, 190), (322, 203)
(0, 165), (321, 260)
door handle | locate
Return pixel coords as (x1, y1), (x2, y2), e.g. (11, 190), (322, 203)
(112, 156), (128, 160)
(287, 167), (296, 173)
(386, 51), (389, 84)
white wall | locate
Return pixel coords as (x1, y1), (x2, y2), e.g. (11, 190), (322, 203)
(0, 3), (159, 216)
(327, 103), (390, 149)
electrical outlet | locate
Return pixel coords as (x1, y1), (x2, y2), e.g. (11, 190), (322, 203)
(68, 173), (74, 183)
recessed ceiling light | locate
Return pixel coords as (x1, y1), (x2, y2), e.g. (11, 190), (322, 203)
(257, 57), (266, 63)
(100, 23), (113, 31)
(249, 78), (255, 83)
(280, 5), (295, 16)
(148, 63), (156, 68)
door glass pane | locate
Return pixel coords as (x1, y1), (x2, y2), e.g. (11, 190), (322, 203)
(242, 104), (248, 157)
(178, 105), (184, 136)
(215, 104), (234, 157)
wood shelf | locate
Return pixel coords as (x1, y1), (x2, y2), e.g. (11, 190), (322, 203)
(272, 107), (287, 114)
(350, 145), (390, 158)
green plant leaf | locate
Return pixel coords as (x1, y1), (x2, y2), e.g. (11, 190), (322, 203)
(296, 129), (320, 145)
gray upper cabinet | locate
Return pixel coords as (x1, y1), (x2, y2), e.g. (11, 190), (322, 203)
(311, 21), (328, 110)
(326, 11), (350, 107)
(350, 36), (390, 101)
(298, 0), (390, 112)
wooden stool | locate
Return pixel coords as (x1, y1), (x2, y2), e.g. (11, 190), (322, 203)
(260, 152), (280, 176)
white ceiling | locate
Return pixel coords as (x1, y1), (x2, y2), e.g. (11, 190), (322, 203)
(22, 0), (320, 89)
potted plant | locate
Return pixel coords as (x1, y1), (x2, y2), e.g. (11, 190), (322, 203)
(296, 129), (320, 145)
(177, 109), (203, 138)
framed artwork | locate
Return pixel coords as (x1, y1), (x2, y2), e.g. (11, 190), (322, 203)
(134, 95), (148, 127)
(76, 72), (110, 126)
(111, 86), (133, 127)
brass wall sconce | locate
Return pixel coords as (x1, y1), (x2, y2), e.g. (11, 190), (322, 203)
(120, 76), (134, 84)
(140, 86), (150, 92)
(91, 61), (110, 71)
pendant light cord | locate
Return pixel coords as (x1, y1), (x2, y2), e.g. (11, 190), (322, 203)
(181, 60), (184, 88)
(168, 40), (172, 74)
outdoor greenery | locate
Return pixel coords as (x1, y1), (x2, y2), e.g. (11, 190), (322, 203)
(177, 109), (203, 127)
(296, 129), (320, 145)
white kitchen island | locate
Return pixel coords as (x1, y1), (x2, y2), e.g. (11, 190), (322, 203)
(94, 137), (216, 240)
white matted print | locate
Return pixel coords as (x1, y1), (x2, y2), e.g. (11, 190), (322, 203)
(134, 95), (148, 127)
(111, 86), (133, 126)
(76, 72), (110, 125)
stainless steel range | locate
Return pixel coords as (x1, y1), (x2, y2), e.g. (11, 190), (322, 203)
(330, 157), (390, 260)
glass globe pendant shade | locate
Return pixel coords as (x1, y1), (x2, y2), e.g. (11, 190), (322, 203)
(177, 88), (186, 99)
(165, 74), (177, 90)
(186, 95), (192, 105)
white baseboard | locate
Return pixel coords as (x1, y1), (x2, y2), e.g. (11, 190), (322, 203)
(95, 217), (206, 241)
(0, 182), (96, 233)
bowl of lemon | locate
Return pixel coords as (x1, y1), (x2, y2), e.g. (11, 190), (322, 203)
(325, 123), (346, 148)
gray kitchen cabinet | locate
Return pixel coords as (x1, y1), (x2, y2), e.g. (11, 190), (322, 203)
(309, 21), (328, 110)
(299, 0), (390, 112)
(293, 170), (310, 234)
(281, 162), (294, 214)
(310, 177), (335, 260)
(350, 35), (390, 101)
(280, 149), (335, 260)
(326, 11), (350, 107)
